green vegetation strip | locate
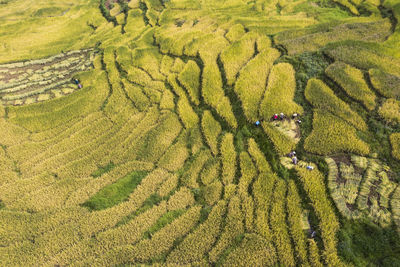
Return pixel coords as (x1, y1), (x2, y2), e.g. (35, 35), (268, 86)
(82, 170), (148, 211)
(91, 162), (116, 178)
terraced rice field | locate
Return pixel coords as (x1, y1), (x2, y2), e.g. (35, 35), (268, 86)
(1, 0), (400, 266)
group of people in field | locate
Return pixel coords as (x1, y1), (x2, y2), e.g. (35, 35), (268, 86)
(272, 112), (301, 124)
(255, 112), (314, 171)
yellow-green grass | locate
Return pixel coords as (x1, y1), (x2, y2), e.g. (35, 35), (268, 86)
(325, 62), (376, 110)
(304, 110), (369, 155)
(305, 78), (367, 131)
(378, 98), (400, 125)
(234, 48), (280, 122)
(369, 68), (400, 99)
(259, 63), (303, 120)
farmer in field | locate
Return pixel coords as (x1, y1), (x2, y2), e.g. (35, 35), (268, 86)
(292, 113), (298, 119)
(280, 112), (285, 120)
(272, 114), (278, 120)
(292, 156), (298, 165)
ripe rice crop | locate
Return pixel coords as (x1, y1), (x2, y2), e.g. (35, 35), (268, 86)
(234, 48), (280, 121)
(201, 62), (237, 128)
(287, 180), (309, 265)
(333, 0), (359, 14)
(369, 68), (400, 99)
(177, 95), (199, 129)
(178, 60), (201, 105)
(181, 149), (211, 188)
(209, 196), (244, 263)
(222, 234), (277, 266)
(304, 110), (369, 155)
(259, 63), (303, 120)
(247, 138), (272, 173)
(220, 32), (257, 85)
(390, 133), (400, 160)
(270, 179), (295, 266)
(275, 19), (391, 55)
(226, 24), (246, 42)
(202, 180), (223, 205)
(2, 0), (398, 265)
(324, 42), (400, 77)
(262, 122), (296, 155)
(308, 239), (324, 267)
(325, 62), (376, 110)
(305, 78), (367, 131)
(166, 200), (226, 264)
(252, 171), (278, 243)
(157, 132), (189, 171)
(378, 98), (400, 125)
(201, 110), (222, 155)
(238, 151), (257, 198)
(167, 186), (195, 211)
(200, 159), (220, 185)
(295, 165), (342, 266)
(220, 132), (236, 185)
(242, 194), (255, 232)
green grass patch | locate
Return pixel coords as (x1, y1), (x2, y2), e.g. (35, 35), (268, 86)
(91, 162), (116, 178)
(82, 170), (148, 211)
(338, 219), (400, 266)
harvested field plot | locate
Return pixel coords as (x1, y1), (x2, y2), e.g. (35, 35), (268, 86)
(0, 49), (94, 105)
(1, 0), (400, 266)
